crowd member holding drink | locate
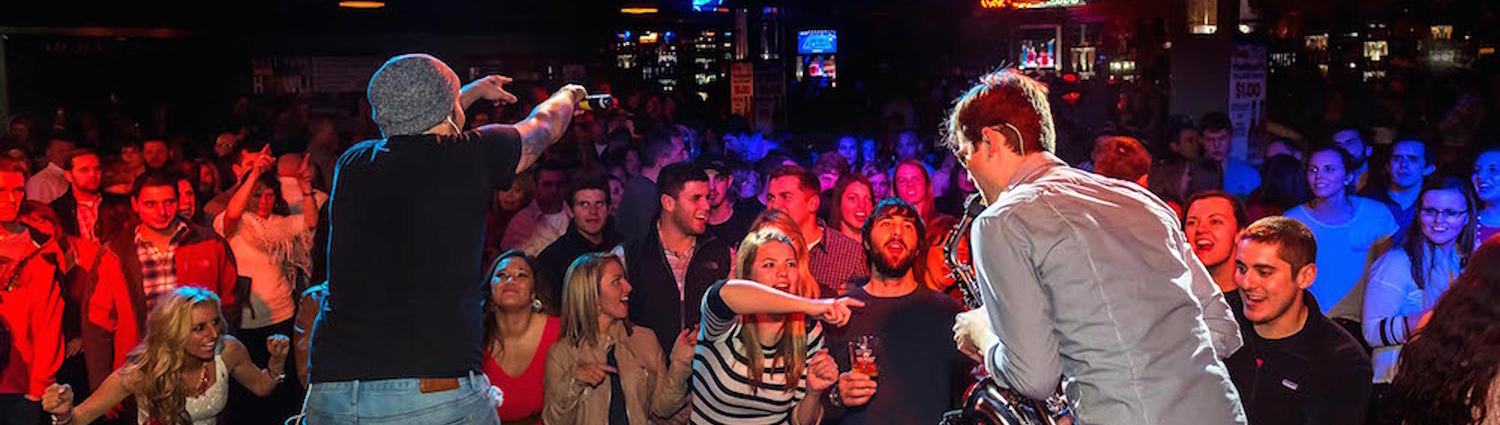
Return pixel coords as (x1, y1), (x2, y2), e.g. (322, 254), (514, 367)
(690, 222), (863, 425)
(823, 199), (970, 425)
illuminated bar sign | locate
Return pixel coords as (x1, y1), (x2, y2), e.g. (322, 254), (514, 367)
(980, 0), (1084, 9)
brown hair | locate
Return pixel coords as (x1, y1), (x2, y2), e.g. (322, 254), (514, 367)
(1389, 237), (1500, 425)
(1092, 136), (1152, 182)
(1238, 216), (1318, 272)
(942, 68), (1055, 156)
(830, 173), (874, 235)
(892, 159), (937, 220)
(1396, 177), (1478, 290)
(768, 165), (821, 195)
(481, 250), (554, 355)
(0, 157), (28, 178)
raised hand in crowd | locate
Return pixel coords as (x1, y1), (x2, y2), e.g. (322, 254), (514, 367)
(267, 334), (291, 369)
(669, 326), (699, 366)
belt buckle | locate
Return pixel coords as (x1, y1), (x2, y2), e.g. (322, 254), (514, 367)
(419, 378), (461, 394)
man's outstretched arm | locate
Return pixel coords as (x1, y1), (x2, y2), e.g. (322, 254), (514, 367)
(512, 85), (587, 173)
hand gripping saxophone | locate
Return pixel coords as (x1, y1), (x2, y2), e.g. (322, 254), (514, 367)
(939, 194), (1068, 425)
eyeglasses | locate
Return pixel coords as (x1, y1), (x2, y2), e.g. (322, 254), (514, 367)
(954, 144), (975, 168)
(1420, 208), (1469, 220)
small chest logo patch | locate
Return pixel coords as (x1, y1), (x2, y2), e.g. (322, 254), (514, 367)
(1281, 379), (1300, 391)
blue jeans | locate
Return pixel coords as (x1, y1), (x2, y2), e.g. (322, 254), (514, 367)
(299, 371), (498, 425)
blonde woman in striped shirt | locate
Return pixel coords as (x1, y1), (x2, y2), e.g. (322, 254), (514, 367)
(691, 221), (863, 425)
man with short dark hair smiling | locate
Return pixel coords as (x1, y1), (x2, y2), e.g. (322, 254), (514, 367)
(1225, 216), (1371, 425)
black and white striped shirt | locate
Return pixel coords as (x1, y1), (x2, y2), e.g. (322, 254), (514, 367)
(690, 281), (824, 424)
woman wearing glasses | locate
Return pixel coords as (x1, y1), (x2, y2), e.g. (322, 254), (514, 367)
(1363, 177), (1478, 388)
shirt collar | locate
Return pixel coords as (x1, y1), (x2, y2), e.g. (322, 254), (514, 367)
(75, 193), (101, 207)
(135, 221), (189, 248)
(1004, 152), (1069, 190)
(809, 222), (832, 253)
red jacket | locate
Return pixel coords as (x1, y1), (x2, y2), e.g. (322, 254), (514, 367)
(0, 229), (65, 399)
(87, 222), (238, 385)
(71, 236), (137, 391)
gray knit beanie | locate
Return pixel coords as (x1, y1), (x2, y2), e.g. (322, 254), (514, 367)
(367, 53), (461, 138)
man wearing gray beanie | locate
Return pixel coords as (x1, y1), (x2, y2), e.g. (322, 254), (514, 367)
(303, 53), (585, 424)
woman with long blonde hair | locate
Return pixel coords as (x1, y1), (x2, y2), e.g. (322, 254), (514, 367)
(691, 217), (864, 425)
(542, 252), (696, 424)
(41, 287), (290, 425)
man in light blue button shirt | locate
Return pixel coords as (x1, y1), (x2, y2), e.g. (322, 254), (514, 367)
(946, 68), (1247, 425)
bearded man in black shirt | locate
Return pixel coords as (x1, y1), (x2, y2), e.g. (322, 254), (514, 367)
(823, 198), (971, 425)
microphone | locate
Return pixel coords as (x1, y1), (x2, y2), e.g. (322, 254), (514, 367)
(578, 94), (616, 111)
(963, 193), (987, 218)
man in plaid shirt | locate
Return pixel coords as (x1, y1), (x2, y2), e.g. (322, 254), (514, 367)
(765, 166), (869, 297)
(86, 169), (239, 385)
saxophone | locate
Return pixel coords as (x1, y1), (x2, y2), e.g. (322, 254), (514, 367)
(939, 194), (1064, 425)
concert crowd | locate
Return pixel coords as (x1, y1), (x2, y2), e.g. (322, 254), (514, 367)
(0, 52), (1496, 425)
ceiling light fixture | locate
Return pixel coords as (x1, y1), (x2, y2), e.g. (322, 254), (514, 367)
(339, 1), (386, 9)
(621, 3), (659, 14)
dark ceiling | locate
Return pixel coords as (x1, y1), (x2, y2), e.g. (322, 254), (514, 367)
(3, 0), (1495, 37)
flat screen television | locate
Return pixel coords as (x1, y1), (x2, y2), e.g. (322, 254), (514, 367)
(798, 30), (838, 55)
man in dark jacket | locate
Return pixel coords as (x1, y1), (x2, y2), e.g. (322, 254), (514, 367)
(618, 163), (731, 355)
(49, 149), (128, 242)
(1225, 216), (1372, 425)
(536, 177), (621, 302)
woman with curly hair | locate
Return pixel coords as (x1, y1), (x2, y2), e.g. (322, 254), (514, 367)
(41, 286), (289, 425)
(1387, 236), (1500, 425)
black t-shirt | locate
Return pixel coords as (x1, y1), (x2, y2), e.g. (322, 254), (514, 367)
(707, 198), (763, 248)
(310, 125), (522, 383)
(825, 285), (972, 425)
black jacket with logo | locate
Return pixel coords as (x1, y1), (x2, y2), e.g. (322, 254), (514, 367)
(1224, 291), (1373, 425)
